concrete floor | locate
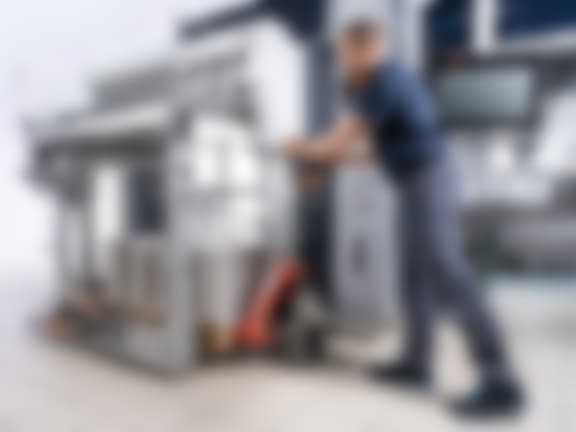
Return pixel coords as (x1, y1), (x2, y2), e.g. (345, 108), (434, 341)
(0, 276), (575, 432)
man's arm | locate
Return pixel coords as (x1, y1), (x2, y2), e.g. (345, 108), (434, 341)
(284, 116), (368, 165)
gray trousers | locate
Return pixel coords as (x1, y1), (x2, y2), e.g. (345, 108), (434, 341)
(398, 156), (509, 380)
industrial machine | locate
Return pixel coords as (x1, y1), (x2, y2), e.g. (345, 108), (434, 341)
(27, 13), (309, 372)
(25, 0), (446, 373)
(27, 0), (576, 374)
(429, 0), (576, 273)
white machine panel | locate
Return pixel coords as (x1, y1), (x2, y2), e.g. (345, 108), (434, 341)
(333, 166), (399, 328)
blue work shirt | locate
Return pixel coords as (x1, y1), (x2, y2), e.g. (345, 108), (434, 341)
(347, 61), (444, 180)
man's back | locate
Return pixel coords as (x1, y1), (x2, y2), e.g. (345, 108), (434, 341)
(347, 61), (444, 180)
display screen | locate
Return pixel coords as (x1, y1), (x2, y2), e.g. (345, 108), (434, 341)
(434, 67), (537, 126)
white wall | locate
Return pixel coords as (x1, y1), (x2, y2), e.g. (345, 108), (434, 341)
(0, 0), (251, 282)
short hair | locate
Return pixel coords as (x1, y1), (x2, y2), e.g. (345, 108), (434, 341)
(342, 19), (385, 44)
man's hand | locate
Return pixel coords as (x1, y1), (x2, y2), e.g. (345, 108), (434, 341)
(281, 116), (368, 165)
(282, 136), (311, 160)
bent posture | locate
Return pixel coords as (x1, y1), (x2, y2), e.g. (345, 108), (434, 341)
(284, 20), (524, 418)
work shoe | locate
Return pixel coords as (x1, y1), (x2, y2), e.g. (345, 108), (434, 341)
(369, 362), (431, 391)
(451, 379), (525, 419)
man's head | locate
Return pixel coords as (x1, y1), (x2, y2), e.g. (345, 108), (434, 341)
(338, 19), (388, 85)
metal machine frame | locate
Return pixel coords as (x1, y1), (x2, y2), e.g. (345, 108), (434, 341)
(27, 0), (435, 373)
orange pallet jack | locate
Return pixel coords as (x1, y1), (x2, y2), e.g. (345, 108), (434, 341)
(236, 260), (305, 351)
(236, 161), (332, 357)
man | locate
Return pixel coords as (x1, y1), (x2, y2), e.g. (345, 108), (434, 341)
(284, 20), (524, 418)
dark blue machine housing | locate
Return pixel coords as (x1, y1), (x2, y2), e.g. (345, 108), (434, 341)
(426, 0), (576, 65)
(500, 0), (576, 38)
(179, 0), (328, 43)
